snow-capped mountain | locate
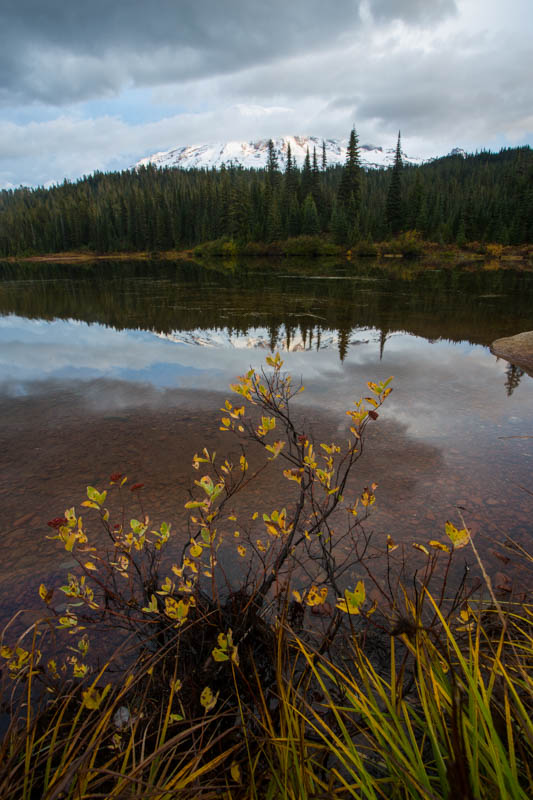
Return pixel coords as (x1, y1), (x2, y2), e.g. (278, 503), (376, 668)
(156, 325), (344, 352)
(135, 135), (425, 172)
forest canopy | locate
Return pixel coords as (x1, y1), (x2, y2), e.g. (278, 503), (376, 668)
(0, 136), (531, 257)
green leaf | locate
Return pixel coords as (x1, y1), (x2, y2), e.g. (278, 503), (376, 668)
(336, 581), (365, 614)
(212, 648), (229, 662)
(86, 487), (107, 506)
(142, 594), (158, 614)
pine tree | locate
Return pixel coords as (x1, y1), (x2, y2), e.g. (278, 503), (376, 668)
(266, 197), (283, 242)
(330, 200), (348, 244)
(312, 147), (320, 188)
(284, 142), (298, 196)
(386, 131), (403, 235)
(288, 195), (301, 237)
(302, 194), (320, 236)
(311, 146), (324, 218)
(338, 127), (361, 220)
(266, 139), (280, 187)
(300, 148), (313, 200)
(321, 139), (327, 171)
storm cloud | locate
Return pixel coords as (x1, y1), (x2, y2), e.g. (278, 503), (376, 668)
(0, 0), (531, 187)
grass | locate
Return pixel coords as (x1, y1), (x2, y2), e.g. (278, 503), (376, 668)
(1, 585), (532, 799)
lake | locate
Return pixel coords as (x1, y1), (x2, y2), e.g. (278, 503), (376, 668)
(1, 256), (532, 625)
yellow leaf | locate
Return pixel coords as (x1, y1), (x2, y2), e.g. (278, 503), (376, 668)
(231, 762), (241, 783)
(189, 542), (203, 558)
(237, 545), (246, 557)
(82, 684), (110, 710)
(84, 562), (98, 571)
(39, 583), (53, 603)
(429, 540), (450, 552)
(306, 585), (328, 606)
(445, 521), (470, 549)
(200, 686), (219, 712)
(412, 543), (429, 555)
(386, 535), (398, 552)
(292, 590), (302, 603)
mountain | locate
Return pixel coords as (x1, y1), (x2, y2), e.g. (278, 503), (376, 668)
(135, 135), (426, 171)
(156, 325), (342, 352)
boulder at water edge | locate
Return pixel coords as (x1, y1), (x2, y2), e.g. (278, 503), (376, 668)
(491, 331), (533, 377)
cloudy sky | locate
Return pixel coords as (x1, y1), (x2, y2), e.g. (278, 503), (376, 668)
(1, 0), (532, 188)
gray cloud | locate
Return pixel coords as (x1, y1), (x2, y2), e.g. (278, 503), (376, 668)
(0, 0), (531, 187)
(1, 0), (359, 105)
(368, 0), (457, 23)
(0, 0), (461, 106)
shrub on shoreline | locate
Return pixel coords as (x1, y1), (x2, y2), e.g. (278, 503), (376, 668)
(1, 356), (532, 798)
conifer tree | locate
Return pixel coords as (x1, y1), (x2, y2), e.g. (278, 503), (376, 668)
(284, 142), (298, 196)
(288, 195), (301, 238)
(266, 197), (283, 242)
(300, 148), (313, 200)
(302, 193), (320, 236)
(330, 200), (348, 244)
(338, 127), (361, 220)
(386, 131), (404, 235)
(266, 139), (280, 187)
(321, 139), (327, 171)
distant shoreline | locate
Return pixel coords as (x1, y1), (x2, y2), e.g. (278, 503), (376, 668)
(3, 239), (532, 266)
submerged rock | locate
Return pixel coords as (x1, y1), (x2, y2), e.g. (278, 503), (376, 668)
(491, 331), (533, 376)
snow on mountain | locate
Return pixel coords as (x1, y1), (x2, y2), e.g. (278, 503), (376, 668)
(135, 135), (425, 172)
(156, 325), (344, 352)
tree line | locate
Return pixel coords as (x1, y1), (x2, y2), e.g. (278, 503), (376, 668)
(0, 130), (531, 256)
(2, 258), (533, 355)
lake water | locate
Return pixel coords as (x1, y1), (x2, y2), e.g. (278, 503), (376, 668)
(1, 257), (532, 625)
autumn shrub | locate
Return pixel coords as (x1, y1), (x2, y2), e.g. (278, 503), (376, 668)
(486, 243), (504, 259)
(194, 237), (237, 257)
(356, 238), (379, 257)
(382, 230), (424, 258)
(1, 355), (532, 798)
(280, 235), (340, 256)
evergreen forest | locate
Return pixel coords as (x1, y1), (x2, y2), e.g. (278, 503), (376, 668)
(0, 131), (531, 257)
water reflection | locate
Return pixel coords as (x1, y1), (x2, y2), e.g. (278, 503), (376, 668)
(0, 258), (532, 624)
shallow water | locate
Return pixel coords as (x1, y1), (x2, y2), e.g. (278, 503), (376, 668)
(1, 257), (532, 625)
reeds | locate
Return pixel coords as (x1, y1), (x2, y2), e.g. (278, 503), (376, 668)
(1, 585), (532, 798)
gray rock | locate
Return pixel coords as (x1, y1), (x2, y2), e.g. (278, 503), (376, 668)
(491, 331), (533, 376)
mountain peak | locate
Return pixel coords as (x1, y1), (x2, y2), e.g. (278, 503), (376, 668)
(135, 135), (426, 171)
